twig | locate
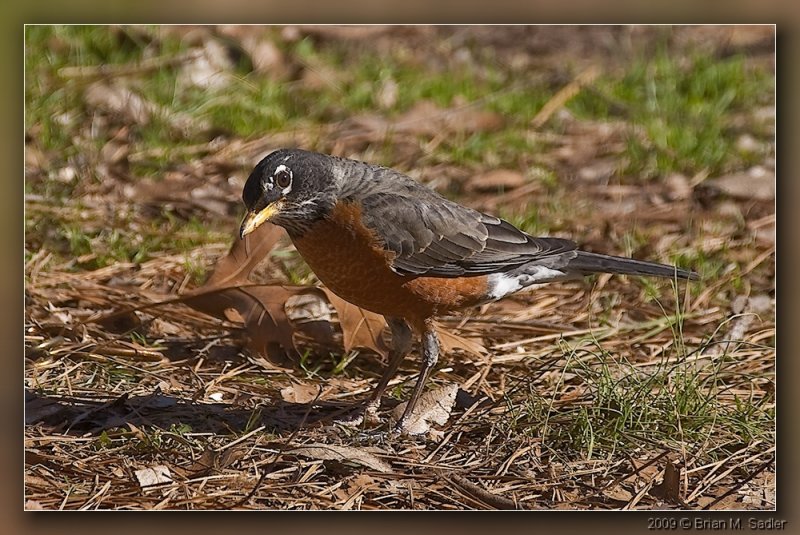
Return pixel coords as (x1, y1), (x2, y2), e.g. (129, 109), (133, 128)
(232, 385), (323, 508)
(444, 473), (525, 510)
(58, 50), (202, 80)
(700, 458), (774, 510)
(532, 65), (600, 128)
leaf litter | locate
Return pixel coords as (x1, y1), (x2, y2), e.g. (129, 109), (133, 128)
(25, 25), (775, 510)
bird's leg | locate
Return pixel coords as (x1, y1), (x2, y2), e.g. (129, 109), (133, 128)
(392, 319), (439, 434)
(363, 317), (412, 422)
(331, 317), (411, 427)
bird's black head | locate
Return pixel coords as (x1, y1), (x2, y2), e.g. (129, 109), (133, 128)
(240, 149), (338, 238)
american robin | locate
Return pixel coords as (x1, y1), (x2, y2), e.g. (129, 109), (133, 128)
(240, 148), (697, 434)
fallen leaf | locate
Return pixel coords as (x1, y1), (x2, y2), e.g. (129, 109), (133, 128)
(281, 383), (322, 404)
(319, 287), (389, 356)
(181, 446), (245, 477)
(703, 168), (775, 201)
(649, 461), (685, 505)
(603, 486), (634, 502)
(125, 173), (238, 218)
(397, 100), (505, 136)
(664, 173), (692, 201)
(177, 37), (234, 90)
(180, 223), (300, 364)
(436, 327), (487, 357)
(25, 500), (45, 510)
(84, 81), (209, 136)
(288, 443), (391, 473)
(333, 100), (504, 151)
(347, 473), (377, 491)
(181, 222), (390, 362)
(238, 286), (303, 361)
(231, 33), (289, 79)
(390, 383), (458, 435)
(134, 465), (172, 488)
(205, 222), (284, 287)
(466, 169), (527, 193)
(149, 317), (183, 336)
(85, 81), (153, 125)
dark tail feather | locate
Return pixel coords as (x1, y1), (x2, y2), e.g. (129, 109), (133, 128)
(568, 251), (698, 281)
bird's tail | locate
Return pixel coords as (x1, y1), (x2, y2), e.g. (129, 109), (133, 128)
(567, 251), (698, 281)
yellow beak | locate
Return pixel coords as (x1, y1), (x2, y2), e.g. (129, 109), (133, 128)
(239, 202), (280, 239)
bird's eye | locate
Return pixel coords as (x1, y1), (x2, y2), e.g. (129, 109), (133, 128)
(275, 168), (292, 189)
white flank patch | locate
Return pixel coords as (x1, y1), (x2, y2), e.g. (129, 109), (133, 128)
(487, 267), (567, 300)
(487, 273), (523, 300)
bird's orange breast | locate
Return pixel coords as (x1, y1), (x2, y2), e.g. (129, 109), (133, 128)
(291, 201), (489, 326)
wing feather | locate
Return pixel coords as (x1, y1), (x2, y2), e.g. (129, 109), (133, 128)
(341, 165), (576, 277)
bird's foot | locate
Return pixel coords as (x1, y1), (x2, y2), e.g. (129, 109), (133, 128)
(330, 399), (382, 428)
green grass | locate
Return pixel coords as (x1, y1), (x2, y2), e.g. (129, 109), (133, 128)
(25, 26), (296, 185)
(25, 203), (228, 271)
(503, 341), (773, 462)
(570, 47), (774, 179)
(286, 36), (551, 168)
(27, 27), (773, 194)
(495, 263), (772, 463)
(24, 27), (775, 509)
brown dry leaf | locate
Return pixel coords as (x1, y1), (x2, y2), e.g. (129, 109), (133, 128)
(396, 100), (504, 136)
(649, 461), (685, 505)
(84, 81), (209, 136)
(124, 174), (237, 217)
(348, 473), (377, 491)
(603, 485), (634, 503)
(436, 326), (487, 357)
(206, 222), (284, 286)
(25, 500), (45, 510)
(319, 287), (389, 357)
(287, 443), (391, 473)
(238, 285), (304, 362)
(226, 30), (290, 79)
(181, 446), (246, 477)
(182, 222), (389, 362)
(177, 37), (234, 90)
(334, 100), (504, 150)
(703, 168), (775, 201)
(466, 169), (527, 193)
(179, 223), (301, 364)
(134, 465), (172, 488)
(664, 173), (693, 201)
(96, 218), (392, 364)
(390, 383), (458, 435)
(85, 81), (153, 125)
(184, 281), (302, 365)
(281, 383), (322, 404)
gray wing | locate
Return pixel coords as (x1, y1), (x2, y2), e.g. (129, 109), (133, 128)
(354, 188), (578, 278)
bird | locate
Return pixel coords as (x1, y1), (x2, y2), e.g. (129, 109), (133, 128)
(239, 148), (697, 434)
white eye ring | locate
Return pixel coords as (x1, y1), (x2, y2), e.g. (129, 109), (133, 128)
(274, 164), (292, 193)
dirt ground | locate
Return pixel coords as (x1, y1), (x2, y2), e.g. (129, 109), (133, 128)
(25, 25), (775, 510)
